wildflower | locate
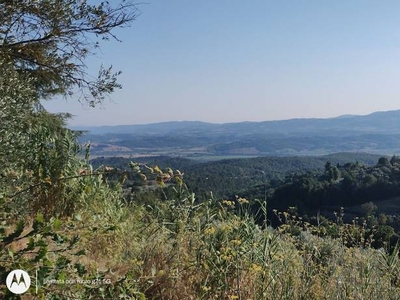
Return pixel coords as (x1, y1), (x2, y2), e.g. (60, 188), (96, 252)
(131, 259), (144, 266)
(237, 197), (249, 204)
(221, 224), (233, 232)
(231, 239), (242, 246)
(222, 200), (235, 207)
(221, 254), (233, 261)
(202, 285), (211, 292)
(153, 165), (162, 174)
(220, 247), (233, 261)
(250, 263), (263, 273)
(204, 226), (216, 235)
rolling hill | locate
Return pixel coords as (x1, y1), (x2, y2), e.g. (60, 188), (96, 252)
(74, 109), (400, 157)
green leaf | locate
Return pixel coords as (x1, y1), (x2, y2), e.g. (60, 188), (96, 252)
(3, 219), (24, 243)
(36, 213), (45, 224)
(53, 218), (62, 230)
(74, 250), (86, 256)
(56, 255), (71, 268)
(34, 245), (48, 262)
(134, 292), (146, 300)
(68, 235), (80, 248)
(74, 263), (87, 276)
(103, 225), (117, 232)
(53, 233), (64, 244)
(33, 213), (45, 230)
(27, 237), (35, 250)
(57, 271), (67, 282)
(8, 249), (14, 260)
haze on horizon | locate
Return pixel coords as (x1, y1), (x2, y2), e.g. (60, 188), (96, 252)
(44, 0), (400, 127)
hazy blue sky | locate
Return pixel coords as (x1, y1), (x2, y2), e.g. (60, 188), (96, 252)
(44, 0), (400, 126)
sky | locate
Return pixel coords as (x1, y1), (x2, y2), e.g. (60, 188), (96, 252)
(44, 0), (400, 126)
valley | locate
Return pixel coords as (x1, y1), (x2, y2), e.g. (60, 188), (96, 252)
(76, 110), (400, 157)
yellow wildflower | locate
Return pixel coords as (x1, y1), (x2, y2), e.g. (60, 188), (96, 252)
(237, 197), (249, 204)
(204, 226), (216, 235)
(250, 263), (263, 273)
(231, 239), (242, 246)
(202, 285), (211, 292)
(222, 200), (235, 207)
(153, 165), (162, 174)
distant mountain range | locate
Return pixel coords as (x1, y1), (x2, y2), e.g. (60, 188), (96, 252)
(74, 110), (400, 157)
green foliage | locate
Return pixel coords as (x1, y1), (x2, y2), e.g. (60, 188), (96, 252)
(91, 153), (381, 200)
(0, 39), (140, 298)
(0, 0), (139, 105)
(241, 159), (400, 216)
(1, 114), (84, 218)
(0, 60), (36, 165)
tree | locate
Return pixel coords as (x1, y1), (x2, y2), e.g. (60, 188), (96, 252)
(0, 0), (139, 106)
(390, 155), (400, 165)
(0, 59), (36, 168)
(1, 0), (138, 213)
(1, 1), (140, 218)
(361, 201), (377, 217)
(0, 3), (144, 297)
(324, 161), (341, 182)
(378, 157), (390, 166)
(0, 58), (84, 217)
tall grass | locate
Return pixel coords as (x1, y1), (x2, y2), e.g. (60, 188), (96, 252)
(91, 185), (400, 299)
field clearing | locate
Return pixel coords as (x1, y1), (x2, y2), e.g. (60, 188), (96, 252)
(186, 154), (262, 161)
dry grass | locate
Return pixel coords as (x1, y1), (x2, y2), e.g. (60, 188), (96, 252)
(4, 185), (400, 299)
(85, 197), (400, 299)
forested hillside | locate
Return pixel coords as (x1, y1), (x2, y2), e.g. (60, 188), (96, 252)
(247, 156), (400, 213)
(91, 152), (382, 199)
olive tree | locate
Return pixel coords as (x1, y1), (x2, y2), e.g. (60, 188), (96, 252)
(0, 0), (139, 106)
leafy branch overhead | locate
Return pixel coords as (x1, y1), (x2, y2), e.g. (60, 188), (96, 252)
(0, 0), (139, 105)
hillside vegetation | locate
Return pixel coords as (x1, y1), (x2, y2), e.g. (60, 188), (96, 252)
(91, 152), (382, 199)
